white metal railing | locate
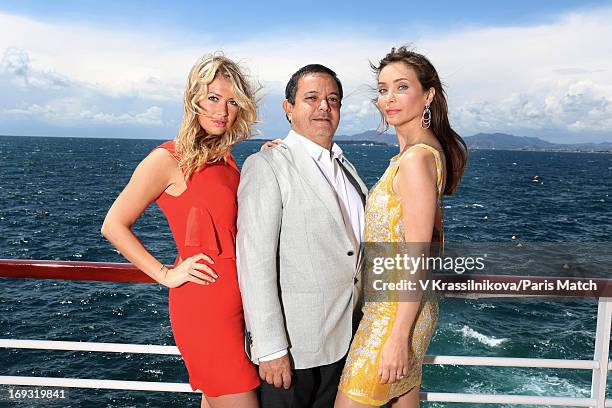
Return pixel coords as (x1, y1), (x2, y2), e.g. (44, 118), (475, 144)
(592, 297), (612, 408)
(1, 297), (610, 406)
(0, 339), (180, 355)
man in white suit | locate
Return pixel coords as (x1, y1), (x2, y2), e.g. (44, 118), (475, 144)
(237, 64), (368, 407)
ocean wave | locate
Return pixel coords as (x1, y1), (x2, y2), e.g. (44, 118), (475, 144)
(516, 373), (590, 397)
(459, 325), (508, 347)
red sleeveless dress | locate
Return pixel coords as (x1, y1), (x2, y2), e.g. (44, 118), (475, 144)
(153, 141), (259, 396)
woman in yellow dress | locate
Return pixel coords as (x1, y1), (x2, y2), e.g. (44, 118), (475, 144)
(336, 47), (468, 407)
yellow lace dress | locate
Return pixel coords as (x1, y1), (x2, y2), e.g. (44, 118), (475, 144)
(338, 144), (444, 406)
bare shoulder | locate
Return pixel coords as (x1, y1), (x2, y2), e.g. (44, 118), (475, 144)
(398, 146), (437, 172)
(136, 147), (177, 174)
(395, 146), (439, 195)
(146, 147), (179, 167)
(131, 147), (182, 189)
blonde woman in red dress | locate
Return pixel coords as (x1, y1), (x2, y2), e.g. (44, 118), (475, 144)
(102, 54), (260, 408)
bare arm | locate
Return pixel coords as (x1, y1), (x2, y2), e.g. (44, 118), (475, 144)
(101, 148), (215, 287)
(379, 147), (439, 384)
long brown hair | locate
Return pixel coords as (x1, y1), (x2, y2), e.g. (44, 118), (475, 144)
(176, 53), (259, 179)
(373, 46), (467, 195)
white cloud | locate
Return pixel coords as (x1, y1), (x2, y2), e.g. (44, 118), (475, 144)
(0, 6), (611, 141)
(339, 92), (381, 134)
(343, 99), (376, 119)
(453, 79), (612, 135)
(1, 99), (163, 126)
(1, 47), (70, 89)
(0, 48), (165, 127)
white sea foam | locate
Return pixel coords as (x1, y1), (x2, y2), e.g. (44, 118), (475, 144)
(460, 371), (589, 408)
(473, 303), (496, 310)
(460, 325), (508, 347)
(516, 374), (590, 397)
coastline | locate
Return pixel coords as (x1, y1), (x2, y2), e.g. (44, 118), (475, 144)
(1, 134), (610, 154)
(468, 147), (612, 154)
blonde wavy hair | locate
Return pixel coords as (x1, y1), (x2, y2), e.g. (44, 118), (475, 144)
(175, 53), (258, 179)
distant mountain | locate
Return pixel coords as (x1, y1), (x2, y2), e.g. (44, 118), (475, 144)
(335, 131), (612, 152)
(335, 130), (397, 145)
(464, 133), (555, 149)
(464, 133), (612, 151)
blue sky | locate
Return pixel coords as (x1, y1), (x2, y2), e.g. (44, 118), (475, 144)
(1, 0), (603, 35)
(1, 0), (611, 143)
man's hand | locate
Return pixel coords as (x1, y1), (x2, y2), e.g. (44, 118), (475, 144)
(260, 138), (283, 151)
(259, 354), (292, 389)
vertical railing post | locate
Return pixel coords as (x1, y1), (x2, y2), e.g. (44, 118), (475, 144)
(591, 297), (611, 408)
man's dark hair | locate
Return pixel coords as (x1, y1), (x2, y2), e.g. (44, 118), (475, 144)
(284, 64), (343, 105)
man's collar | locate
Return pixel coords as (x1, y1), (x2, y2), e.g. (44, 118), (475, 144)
(285, 130), (343, 161)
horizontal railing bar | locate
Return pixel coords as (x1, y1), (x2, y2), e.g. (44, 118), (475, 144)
(0, 259), (155, 283)
(0, 339), (180, 355)
(1, 339), (601, 370)
(0, 376), (192, 393)
(424, 355), (598, 370)
(421, 392), (595, 406)
(0, 376), (600, 405)
(1, 259), (611, 296)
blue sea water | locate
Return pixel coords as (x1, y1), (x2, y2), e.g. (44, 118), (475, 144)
(0, 135), (611, 407)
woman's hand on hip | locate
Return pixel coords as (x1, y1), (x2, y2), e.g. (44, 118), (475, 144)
(161, 253), (217, 288)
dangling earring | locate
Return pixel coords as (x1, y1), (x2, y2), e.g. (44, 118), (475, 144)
(421, 105), (431, 129)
